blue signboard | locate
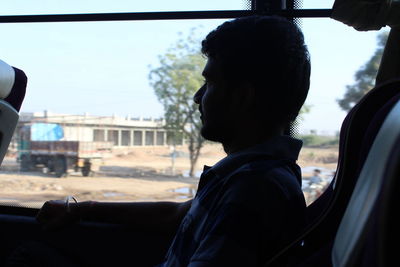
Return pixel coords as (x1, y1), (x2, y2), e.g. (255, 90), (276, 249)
(30, 123), (64, 141)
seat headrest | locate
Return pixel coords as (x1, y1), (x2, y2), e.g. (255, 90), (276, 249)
(5, 67), (27, 112)
(0, 59), (15, 99)
(0, 59), (27, 112)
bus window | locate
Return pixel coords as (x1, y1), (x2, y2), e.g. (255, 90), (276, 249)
(0, 1), (386, 208)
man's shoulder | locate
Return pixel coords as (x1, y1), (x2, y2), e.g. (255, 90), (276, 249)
(211, 135), (302, 178)
(217, 158), (302, 202)
(229, 157), (301, 183)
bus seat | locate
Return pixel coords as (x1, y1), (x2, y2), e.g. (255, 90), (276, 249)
(0, 60), (27, 166)
(377, 136), (400, 267)
(3, 67), (27, 112)
(265, 78), (400, 266)
(332, 91), (400, 267)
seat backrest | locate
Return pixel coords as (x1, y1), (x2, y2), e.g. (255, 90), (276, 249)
(265, 78), (400, 266)
(332, 95), (400, 267)
(377, 135), (400, 267)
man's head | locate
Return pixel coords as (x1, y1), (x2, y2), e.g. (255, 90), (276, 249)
(194, 15), (311, 146)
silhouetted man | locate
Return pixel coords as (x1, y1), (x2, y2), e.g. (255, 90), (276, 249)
(159, 15), (310, 266)
(36, 15), (310, 267)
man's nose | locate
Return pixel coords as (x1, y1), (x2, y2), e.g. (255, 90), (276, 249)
(193, 84), (206, 104)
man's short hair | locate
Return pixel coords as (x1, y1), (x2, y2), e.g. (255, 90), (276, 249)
(201, 15), (311, 126)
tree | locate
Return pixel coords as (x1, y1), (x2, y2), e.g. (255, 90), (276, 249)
(298, 104), (311, 120)
(337, 31), (389, 112)
(149, 30), (206, 177)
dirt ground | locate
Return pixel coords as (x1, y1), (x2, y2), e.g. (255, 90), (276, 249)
(0, 144), (338, 208)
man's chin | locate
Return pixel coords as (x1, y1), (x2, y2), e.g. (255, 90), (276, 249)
(200, 126), (223, 143)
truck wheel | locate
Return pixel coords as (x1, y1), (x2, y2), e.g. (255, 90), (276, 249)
(54, 157), (67, 178)
(20, 155), (32, 172)
(81, 161), (91, 177)
(47, 159), (55, 172)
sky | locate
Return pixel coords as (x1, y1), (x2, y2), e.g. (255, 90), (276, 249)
(0, 0), (387, 135)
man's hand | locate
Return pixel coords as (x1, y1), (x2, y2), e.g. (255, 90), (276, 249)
(36, 199), (80, 231)
(332, 0), (400, 31)
(36, 199), (192, 234)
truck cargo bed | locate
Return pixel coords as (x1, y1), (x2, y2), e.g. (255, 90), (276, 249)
(29, 141), (113, 158)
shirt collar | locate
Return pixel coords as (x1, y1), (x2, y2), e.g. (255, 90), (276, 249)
(206, 135), (302, 178)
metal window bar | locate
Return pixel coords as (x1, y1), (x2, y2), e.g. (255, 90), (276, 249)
(0, 9), (331, 23)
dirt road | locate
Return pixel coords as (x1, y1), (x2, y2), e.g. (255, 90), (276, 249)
(0, 171), (199, 208)
(0, 144), (338, 208)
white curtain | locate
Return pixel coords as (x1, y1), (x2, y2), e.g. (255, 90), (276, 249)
(332, 0), (400, 31)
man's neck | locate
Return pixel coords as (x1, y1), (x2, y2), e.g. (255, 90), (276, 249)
(222, 128), (284, 155)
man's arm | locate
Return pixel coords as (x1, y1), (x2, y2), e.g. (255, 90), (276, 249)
(37, 199), (192, 235)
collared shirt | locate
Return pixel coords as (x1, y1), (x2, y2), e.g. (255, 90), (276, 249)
(160, 135), (307, 267)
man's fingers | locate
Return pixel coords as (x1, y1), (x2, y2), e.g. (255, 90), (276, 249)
(36, 200), (69, 229)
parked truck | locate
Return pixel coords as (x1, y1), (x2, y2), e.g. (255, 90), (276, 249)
(18, 123), (113, 177)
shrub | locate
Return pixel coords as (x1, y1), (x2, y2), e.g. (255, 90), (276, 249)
(300, 134), (339, 147)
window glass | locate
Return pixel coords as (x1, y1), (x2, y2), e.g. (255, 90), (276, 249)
(298, 19), (387, 205)
(0, 16), (386, 208)
(0, 0), (248, 15)
(302, 0), (335, 9)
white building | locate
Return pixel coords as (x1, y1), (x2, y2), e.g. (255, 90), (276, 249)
(17, 111), (174, 147)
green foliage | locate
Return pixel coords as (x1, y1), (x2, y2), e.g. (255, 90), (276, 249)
(297, 104), (311, 121)
(300, 134), (339, 147)
(148, 29), (206, 177)
(337, 31), (389, 112)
